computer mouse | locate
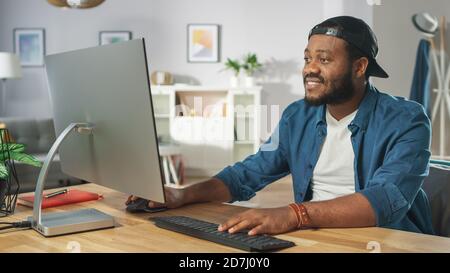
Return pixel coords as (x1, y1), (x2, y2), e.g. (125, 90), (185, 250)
(126, 198), (168, 213)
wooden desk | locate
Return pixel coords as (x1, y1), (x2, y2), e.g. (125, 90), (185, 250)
(1, 183), (450, 253)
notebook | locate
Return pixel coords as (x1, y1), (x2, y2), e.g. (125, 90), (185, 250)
(18, 189), (103, 209)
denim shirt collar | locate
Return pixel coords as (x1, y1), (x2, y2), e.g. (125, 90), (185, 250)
(314, 83), (378, 132)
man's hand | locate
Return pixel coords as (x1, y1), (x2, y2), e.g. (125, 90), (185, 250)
(125, 185), (187, 209)
(218, 206), (298, 236)
(125, 178), (231, 210)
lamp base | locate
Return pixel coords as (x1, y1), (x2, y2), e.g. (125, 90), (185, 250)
(27, 208), (115, 237)
(1, 79), (6, 117)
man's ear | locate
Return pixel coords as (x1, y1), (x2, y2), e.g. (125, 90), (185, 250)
(354, 57), (369, 78)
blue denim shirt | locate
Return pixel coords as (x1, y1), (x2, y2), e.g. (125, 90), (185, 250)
(215, 83), (434, 234)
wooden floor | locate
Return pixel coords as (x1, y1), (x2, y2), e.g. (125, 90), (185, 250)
(182, 175), (295, 208)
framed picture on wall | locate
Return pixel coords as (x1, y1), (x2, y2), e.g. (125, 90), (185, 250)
(99, 31), (132, 45)
(187, 24), (220, 63)
(13, 28), (45, 67)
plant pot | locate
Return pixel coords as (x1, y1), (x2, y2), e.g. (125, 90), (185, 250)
(230, 76), (239, 88)
(244, 76), (255, 87)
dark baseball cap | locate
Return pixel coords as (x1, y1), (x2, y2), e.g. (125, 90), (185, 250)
(308, 16), (389, 78)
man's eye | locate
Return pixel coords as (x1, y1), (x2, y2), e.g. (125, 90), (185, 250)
(320, 58), (329, 64)
(304, 57), (311, 63)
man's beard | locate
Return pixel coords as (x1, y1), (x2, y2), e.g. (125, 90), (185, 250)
(303, 67), (355, 106)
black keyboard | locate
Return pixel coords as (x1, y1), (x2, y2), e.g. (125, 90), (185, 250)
(150, 216), (295, 252)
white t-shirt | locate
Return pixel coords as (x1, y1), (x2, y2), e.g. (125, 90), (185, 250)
(310, 107), (358, 202)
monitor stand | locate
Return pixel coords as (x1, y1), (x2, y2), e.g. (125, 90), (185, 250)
(27, 123), (115, 237)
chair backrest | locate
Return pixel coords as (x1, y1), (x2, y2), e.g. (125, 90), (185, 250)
(422, 163), (450, 237)
(0, 117), (56, 154)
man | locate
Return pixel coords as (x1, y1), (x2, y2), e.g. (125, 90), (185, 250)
(127, 16), (434, 235)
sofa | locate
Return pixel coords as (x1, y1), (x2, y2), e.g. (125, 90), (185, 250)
(0, 117), (84, 193)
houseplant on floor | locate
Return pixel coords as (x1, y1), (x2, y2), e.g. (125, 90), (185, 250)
(0, 129), (42, 216)
(242, 53), (263, 87)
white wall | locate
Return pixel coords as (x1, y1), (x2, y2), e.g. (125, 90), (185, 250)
(0, 0), (325, 119)
(323, 0), (373, 25)
(372, 0), (450, 97)
(372, 0), (450, 156)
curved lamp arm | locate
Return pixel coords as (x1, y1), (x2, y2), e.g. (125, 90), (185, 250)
(31, 122), (94, 227)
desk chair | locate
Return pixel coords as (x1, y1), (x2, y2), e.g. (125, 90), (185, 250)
(422, 160), (450, 237)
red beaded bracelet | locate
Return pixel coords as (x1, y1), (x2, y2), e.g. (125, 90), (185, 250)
(288, 203), (301, 228)
(296, 203), (312, 228)
(289, 203), (312, 229)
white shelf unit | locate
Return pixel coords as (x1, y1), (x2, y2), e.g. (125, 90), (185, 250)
(151, 85), (262, 176)
(230, 88), (261, 163)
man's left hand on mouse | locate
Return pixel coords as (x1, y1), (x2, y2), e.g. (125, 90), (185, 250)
(125, 185), (187, 209)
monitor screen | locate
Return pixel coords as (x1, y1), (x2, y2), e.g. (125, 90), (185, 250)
(44, 39), (165, 203)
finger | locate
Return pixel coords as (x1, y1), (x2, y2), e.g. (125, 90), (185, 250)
(248, 224), (265, 236)
(162, 188), (175, 207)
(218, 215), (244, 232)
(148, 200), (166, 208)
(125, 195), (138, 205)
(228, 219), (254, 234)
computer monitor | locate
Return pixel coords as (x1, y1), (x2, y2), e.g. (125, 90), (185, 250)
(44, 39), (165, 204)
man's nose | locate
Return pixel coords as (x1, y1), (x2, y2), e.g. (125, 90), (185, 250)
(303, 60), (320, 76)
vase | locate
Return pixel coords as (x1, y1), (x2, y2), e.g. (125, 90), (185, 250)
(230, 76), (239, 88)
(244, 76), (255, 87)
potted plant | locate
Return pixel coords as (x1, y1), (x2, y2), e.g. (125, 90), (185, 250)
(242, 53), (263, 87)
(1, 131), (42, 215)
(224, 58), (241, 87)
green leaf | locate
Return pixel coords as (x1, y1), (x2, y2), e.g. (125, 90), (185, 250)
(224, 58), (241, 76)
(241, 53), (262, 76)
(0, 143), (25, 153)
(0, 143), (26, 161)
(0, 162), (8, 179)
(9, 152), (43, 168)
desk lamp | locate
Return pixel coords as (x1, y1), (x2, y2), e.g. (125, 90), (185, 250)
(0, 53), (22, 116)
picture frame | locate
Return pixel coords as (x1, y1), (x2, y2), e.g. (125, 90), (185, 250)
(13, 28), (45, 67)
(187, 24), (220, 63)
(99, 31), (132, 45)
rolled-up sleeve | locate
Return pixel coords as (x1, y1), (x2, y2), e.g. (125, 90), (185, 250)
(214, 113), (291, 202)
(360, 107), (431, 226)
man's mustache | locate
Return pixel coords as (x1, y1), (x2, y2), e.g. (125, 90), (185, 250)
(303, 73), (325, 84)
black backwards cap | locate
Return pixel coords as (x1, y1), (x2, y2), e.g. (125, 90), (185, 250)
(308, 16), (388, 78)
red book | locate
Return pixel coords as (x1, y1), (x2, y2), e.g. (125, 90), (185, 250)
(18, 189), (103, 209)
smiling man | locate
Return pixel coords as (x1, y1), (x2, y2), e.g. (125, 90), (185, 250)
(128, 16), (434, 235)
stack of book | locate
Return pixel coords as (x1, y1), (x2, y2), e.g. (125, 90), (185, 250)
(161, 154), (184, 186)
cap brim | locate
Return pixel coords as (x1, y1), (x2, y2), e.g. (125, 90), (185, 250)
(367, 59), (389, 78)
